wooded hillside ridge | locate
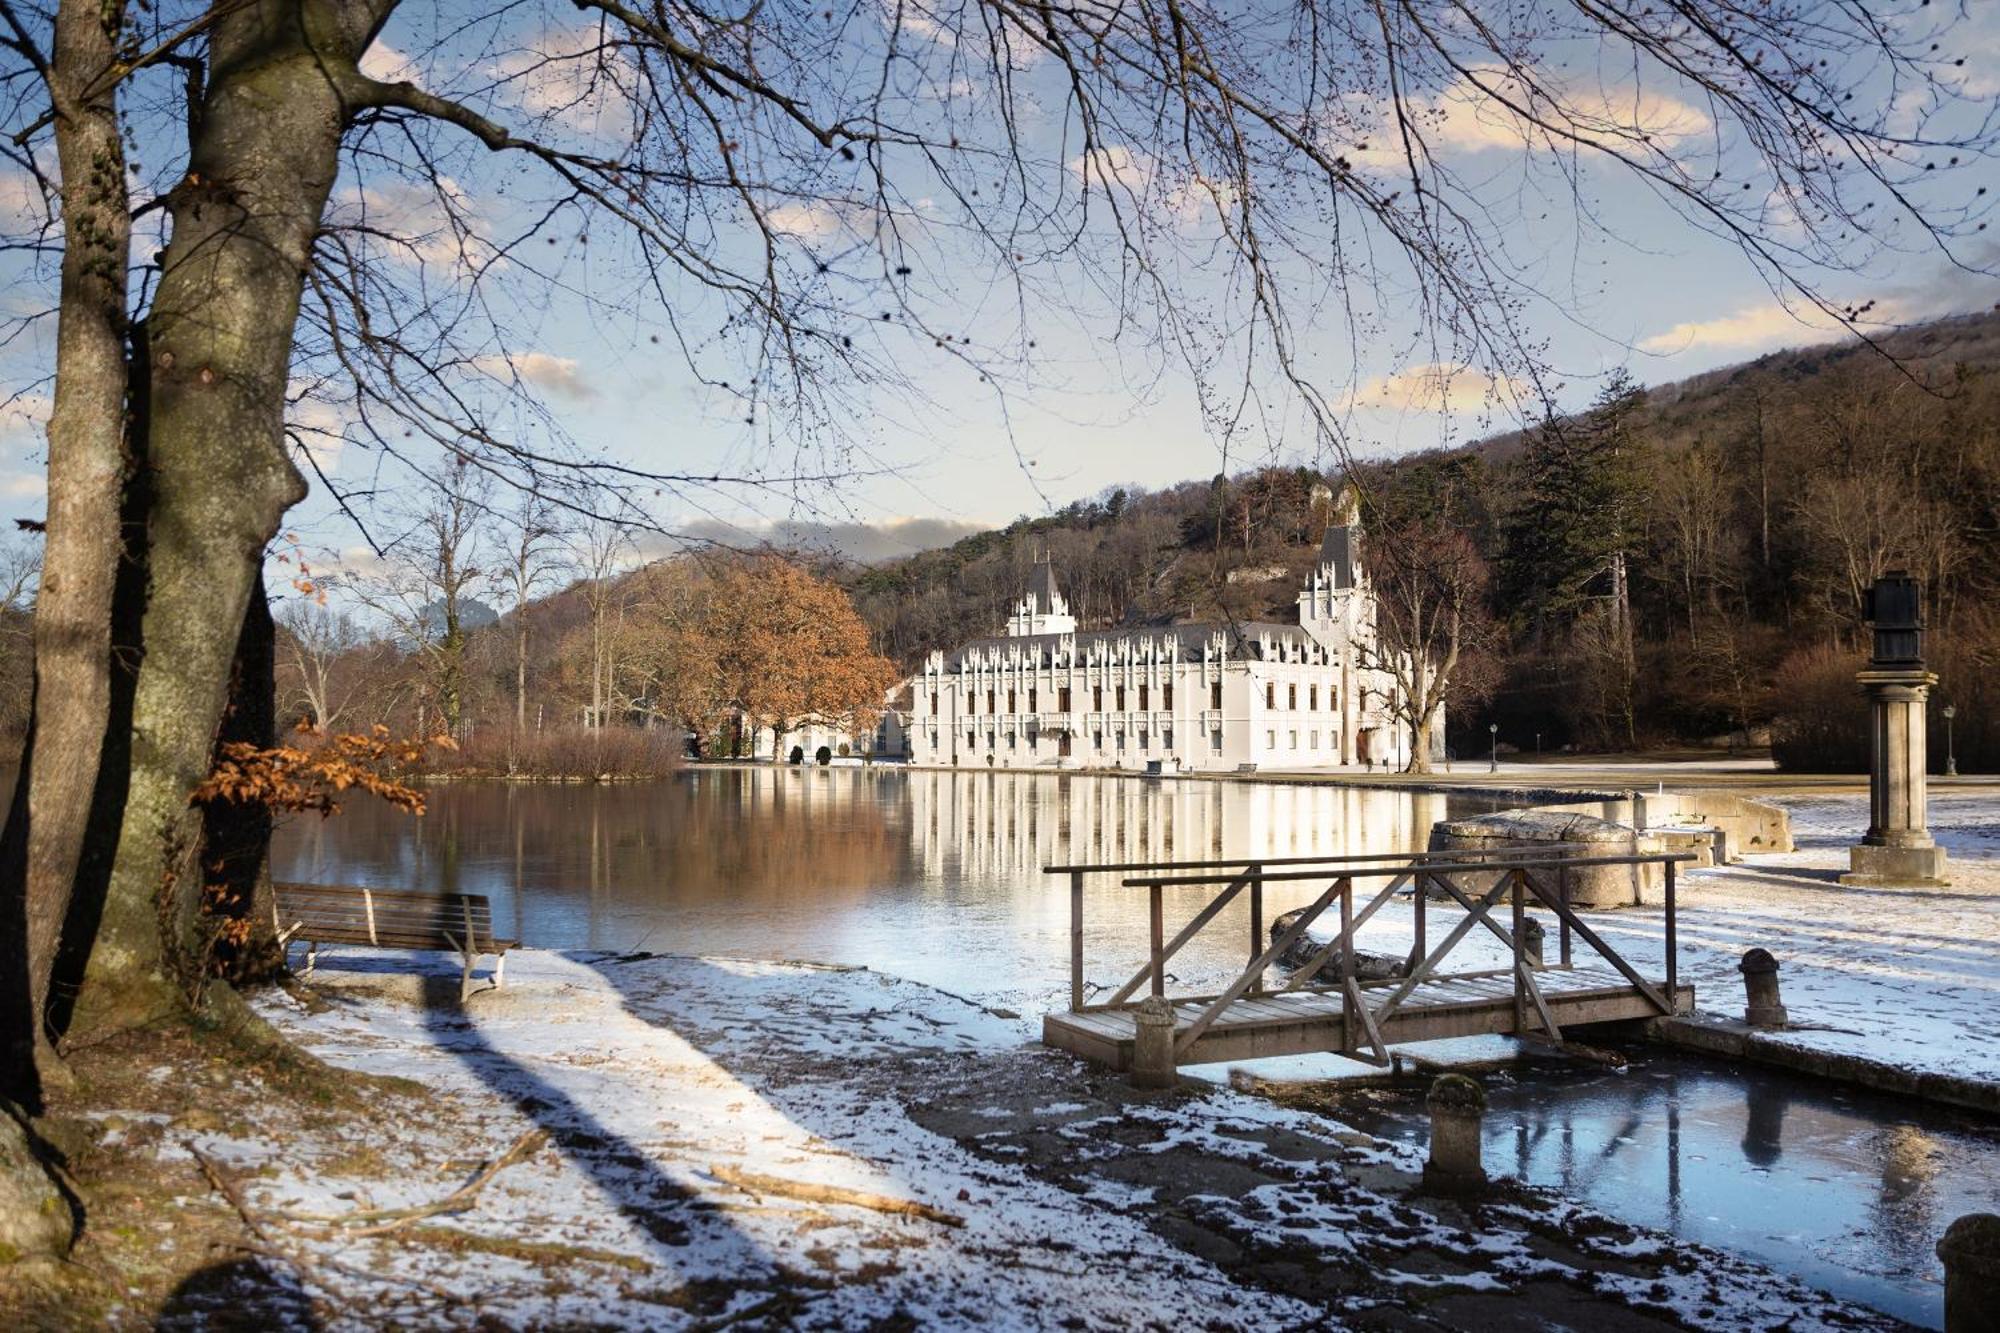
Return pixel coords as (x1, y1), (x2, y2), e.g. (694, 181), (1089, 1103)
(840, 311), (2000, 770)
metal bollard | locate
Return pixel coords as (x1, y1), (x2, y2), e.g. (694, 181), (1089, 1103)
(1740, 948), (1788, 1028)
(1420, 1073), (1489, 1197)
(1521, 917), (1545, 969)
(1938, 1214), (2000, 1333)
(1130, 996), (1177, 1089)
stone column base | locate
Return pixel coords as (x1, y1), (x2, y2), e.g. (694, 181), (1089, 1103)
(1842, 844), (1951, 887)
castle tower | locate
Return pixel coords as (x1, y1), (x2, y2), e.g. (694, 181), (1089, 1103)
(1006, 553), (1077, 637)
(1298, 483), (1365, 640)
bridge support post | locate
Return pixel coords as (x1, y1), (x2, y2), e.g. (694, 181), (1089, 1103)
(1937, 1214), (2000, 1333)
(1740, 948), (1788, 1028)
(1131, 996), (1177, 1089)
(1420, 1074), (1488, 1197)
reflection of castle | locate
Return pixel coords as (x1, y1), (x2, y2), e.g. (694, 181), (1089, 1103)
(907, 770), (1448, 881)
(909, 495), (1436, 772)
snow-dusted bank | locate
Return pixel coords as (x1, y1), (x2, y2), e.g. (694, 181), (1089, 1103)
(1631, 792), (2000, 1089)
(147, 941), (1911, 1330)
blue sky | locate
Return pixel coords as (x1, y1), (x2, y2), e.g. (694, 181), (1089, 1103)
(3, 1), (1999, 575)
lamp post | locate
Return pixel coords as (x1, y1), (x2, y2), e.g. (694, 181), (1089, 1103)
(1488, 722), (1499, 774)
(1944, 703), (1958, 778)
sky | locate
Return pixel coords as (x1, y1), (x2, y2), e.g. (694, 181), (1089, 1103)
(3, 1), (2000, 578)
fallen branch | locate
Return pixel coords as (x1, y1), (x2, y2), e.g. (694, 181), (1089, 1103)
(708, 1163), (964, 1227)
(191, 1142), (274, 1244)
(281, 1129), (546, 1235)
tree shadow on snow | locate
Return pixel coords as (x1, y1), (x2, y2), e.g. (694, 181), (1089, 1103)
(401, 970), (774, 1316)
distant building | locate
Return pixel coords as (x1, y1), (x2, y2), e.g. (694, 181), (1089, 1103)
(908, 499), (1434, 773)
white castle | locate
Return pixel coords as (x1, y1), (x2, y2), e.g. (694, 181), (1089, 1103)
(909, 491), (1434, 773)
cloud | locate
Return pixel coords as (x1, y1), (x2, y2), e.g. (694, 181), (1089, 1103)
(0, 471), (44, 499)
(0, 392), (51, 444)
(1636, 302), (1839, 356)
(1350, 68), (1709, 169)
(1067, 146), (1240, 224)
(874, 0), (1043, 64)
(473, 351), (597, 402)
(0, 170), (49, 228)
(287, 394), (350, 475)
(360, 41), (422, 85)
(1346, 363), (1524, 414)
(488, 26), (639, 133)
(328, 175), (497, 272)
(674, 514), (987, 562)
(763, 199), (879, 241)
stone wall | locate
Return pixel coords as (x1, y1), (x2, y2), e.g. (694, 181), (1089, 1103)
(1531, 790), (1793, 860)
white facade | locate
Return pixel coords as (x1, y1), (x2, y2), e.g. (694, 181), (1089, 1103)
(909, 525), (1435, 773)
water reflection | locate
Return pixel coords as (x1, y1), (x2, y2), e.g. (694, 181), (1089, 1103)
(273, 767), (1494, 1007)
(1335, 1053), (1998, 1328)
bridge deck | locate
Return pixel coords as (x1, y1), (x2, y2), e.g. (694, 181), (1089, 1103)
(1042, 963), (1694, 1070)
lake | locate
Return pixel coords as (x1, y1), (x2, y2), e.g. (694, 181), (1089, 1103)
(271, 765), (1510, 1011)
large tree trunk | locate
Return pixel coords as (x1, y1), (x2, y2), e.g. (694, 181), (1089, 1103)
(201, 585), (285, 982)
(67, 2), (386, 1036)
(0, 0), (133, 1103)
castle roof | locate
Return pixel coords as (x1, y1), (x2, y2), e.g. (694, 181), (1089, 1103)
(1028, 558), (1062, 614)
(944, 620), (1316, 669)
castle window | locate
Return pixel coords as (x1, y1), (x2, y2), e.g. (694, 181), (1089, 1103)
(1309, 684), (1318, 711)
(1210, 729), (1223, 753)
(1116, 685), (1126, 710)
(1059, 686), (1071, 711)
(1289, 684), (1297, 710)
(1163, 683), (1173, 708)
(1265, 683), (1275, 709)
(988, 689), (996, 713)
(1093, 685), (1103, 711)
(1008, 688), (1016, 712)
(1028, 688), (1037, 712)
(1164, 729), (1174, 750)
(1139, 684), (1149, 710)
(1211, 681), (1222, 709)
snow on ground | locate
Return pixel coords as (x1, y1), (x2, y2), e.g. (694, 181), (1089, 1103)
(212, 948), (1918, 1330)
(237, 951), (1309, 1330)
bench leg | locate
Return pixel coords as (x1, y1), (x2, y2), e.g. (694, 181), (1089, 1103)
(494, 953), (505, 989)
(304, 941), (318, 980)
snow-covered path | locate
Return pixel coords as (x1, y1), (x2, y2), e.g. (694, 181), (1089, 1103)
(189, 947), (1913, 1330)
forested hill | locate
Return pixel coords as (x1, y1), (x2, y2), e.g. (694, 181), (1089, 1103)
(843, 311), (2000, 766)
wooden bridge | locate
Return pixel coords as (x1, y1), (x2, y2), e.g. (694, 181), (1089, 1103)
(1041, 847), (1695, 1074)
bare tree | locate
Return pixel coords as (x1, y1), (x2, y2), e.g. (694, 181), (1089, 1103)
(351, 456), (494, 737)
(572, 517), (629, 730)
(1362, 519), (1497, 774)
(502, 489), (568, 741)
(0, 0), (1993, 1196)
(274, 599), (371, 732)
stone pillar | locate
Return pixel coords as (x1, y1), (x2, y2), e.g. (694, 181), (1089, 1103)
(1843, 574), (1950, 887)
(1739, 948), (1787, 1028)
(1130, 996), (1177, 1089)
(1420, 1074), (1488, 1197)
(1937, 1214), (2000, 1333)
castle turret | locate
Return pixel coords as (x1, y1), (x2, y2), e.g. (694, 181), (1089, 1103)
(1006, 554), (1077, 637)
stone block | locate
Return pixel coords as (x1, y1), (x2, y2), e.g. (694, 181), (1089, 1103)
(1841, 843), (1951, 888)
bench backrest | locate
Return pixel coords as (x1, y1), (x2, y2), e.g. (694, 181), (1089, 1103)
(274, 883), (506, 952)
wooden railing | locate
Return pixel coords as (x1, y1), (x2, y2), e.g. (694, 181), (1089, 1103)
(1045, 847), (1693, 1061)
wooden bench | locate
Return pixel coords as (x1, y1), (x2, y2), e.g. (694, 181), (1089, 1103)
(273, 883), (518, 997)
